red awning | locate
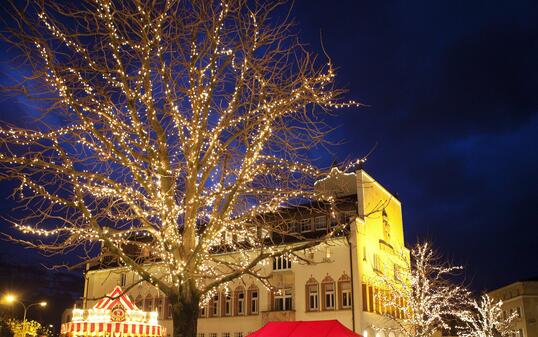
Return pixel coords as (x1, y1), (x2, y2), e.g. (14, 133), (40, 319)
(246, 320), (362, 337)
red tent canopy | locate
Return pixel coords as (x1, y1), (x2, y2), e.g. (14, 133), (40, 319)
(246, 320), (362, 337)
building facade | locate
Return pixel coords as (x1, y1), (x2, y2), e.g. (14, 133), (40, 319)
(488, 279), (538, 337)
(81, 169), (409, 337)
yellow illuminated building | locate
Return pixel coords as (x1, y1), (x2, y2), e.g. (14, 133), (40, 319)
(81, 168), (409, 337)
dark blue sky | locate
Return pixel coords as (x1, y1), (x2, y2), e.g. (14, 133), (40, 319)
(0, 0), (537, 299)
(293, 0), (538, 290)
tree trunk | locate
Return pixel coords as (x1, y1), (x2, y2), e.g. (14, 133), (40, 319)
(170, 280), (200, 337)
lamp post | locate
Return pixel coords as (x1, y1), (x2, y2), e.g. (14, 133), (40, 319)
(2, 294), (47, 337)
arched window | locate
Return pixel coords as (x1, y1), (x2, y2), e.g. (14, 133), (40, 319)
(154, 297), (163, 318)
(305, 277), (319, 312)
(223, 292), (232, 316)
(338, 273), (352, 310)
(134, 295), (143, 310)
(234, 286), (245, 316)
(321, 275), (335, 310)
(209, 293), (220, 317)
(247, 285), (259, 315)
(144, 294), (153, 311)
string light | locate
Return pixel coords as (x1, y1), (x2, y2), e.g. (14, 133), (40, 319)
(0, 0), (362, 307)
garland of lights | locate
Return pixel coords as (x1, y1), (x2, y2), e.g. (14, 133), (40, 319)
(0, 0), (363, 305)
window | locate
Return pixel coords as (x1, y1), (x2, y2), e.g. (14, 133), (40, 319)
(154, 298), (163, 317)
(248, 288), (259, 314)
(300, 219), (312, 232)
(516, 307), (521, 318)
(274, 288), (292, 311)
(234, 333), (243, 337)
(314, 216), (326, 231)
(340, 211), (355, 224)
(273, 255), (292, 270)
(144, 294), (153, 311)
(199, 305), (206, 318)
(237, 290), (245, 315)
(135, 295), (143, 310)
(168, 304), (173, 319)
(329, 213), (338, 229)
(322, 280), (335, 310)
(222, 333), (230, 337)
(211, 294), (220, 317)
(306, 282), (319, 311)
(341, 282), (352, 309)
(224, 293), (232, 316)
(209, 334), (217, 337)
(373, 254), (383, 274)
(119, 273), (126, 287)
(394, 264), (401, 281)
(197, 334), (205, 337)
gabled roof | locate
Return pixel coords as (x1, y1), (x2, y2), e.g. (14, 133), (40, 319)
(246, 320), (361, 337)
(93, 285), (137, 310)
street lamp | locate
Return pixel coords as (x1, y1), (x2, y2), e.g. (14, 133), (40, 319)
(1, 294), (47, 322)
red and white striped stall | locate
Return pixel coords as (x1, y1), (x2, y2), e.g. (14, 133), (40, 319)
(61, 287), (166, 337)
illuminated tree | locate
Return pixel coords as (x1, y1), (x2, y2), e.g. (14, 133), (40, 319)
(0, 1), (359, 336)
(7, 319), (41, 337)
(457, 294), (517, 337)
(376, 243), (470, 337)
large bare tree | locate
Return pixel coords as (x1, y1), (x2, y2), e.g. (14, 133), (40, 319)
(0, 0), (359, 336)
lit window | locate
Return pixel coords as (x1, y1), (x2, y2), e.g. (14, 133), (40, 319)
(237, 290), (245, 315)
(340, 282), (352, 309)
(300, 219), (312, 232)
(211, 294), (220, 317)
(154, 298), (163, 317)
(273, 255), (292, 270)
(373, 254), (383, 274)
(144, 294), (153, 311)
(135, 295), (143, 310)
(274, 288), (293, 311)
(248, 288), (259, 314)
(323, 282), (335, 310)
(307, 284), (319, 311)
(224, 293), (232, 316)
(314, 216), (326, 231)
(394, 264), (401, 281)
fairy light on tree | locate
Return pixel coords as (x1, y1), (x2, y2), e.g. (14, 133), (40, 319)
(0, 1), (361, 337)
(457, 294), (517, 337)
(375, 243), (470, 337)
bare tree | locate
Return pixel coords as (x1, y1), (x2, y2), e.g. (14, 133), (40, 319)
(457, 294), (517, 337)
(0, 1), (360, 336)
(375, 243), (470, 337)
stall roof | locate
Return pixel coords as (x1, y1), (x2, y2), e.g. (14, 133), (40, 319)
(246, 320), (362, 337)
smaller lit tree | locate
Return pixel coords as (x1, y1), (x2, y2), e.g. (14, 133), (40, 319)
(457, 294), (517, 337)
(7, 319), (41, 337)
(376, 242), (470, 337)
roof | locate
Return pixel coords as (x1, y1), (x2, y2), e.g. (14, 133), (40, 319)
(93, 285), (137, 310)
(246, 320), (362, 337)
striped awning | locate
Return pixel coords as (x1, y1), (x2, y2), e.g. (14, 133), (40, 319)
(61, 322), (165, 337)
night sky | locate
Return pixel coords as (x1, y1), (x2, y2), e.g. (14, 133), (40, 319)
(1, 0), (538, 322)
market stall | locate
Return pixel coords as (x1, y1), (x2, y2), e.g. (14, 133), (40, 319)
(61, 287), (165, 337)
